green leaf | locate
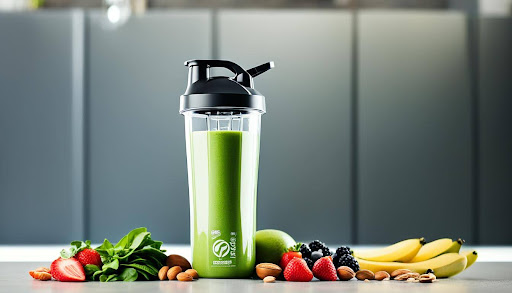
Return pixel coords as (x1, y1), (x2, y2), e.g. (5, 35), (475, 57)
(135, 268), (150, 280)
(115, 227), (147, 249)
(144, 239), (163, 250)
(99, 274), (109, 282)
(84, 264), (100, 277)
(132, 247), (167, 263)
(105, 274), (119, 282)
(102, 258), (119, 270)
(118, 268), (138, 282)
(96, 238), (114, 251)
(95, 239), (116, 261)
(148, 255), (166, 268)
(60, 240), (91, 259)
(129, 232), (151, 250)
(121, 263), (158, 276)
(92, 269), (104, 281)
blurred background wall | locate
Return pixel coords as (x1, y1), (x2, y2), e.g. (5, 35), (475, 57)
(0, 0), (511, 245)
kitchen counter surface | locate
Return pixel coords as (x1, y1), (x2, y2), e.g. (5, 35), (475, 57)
(2, 246), (512, 292)
(2, 262), (512, 293)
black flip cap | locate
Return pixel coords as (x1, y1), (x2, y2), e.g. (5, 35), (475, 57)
(180, 60), (274, 114)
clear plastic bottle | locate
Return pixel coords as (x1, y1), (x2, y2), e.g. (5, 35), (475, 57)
(180, 60), (273, 278)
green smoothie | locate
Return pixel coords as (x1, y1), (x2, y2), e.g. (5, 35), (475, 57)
(189, 130), (259, 278)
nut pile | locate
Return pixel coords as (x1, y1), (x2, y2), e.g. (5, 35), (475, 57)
(158, 266), (198, 282)
(336, 267), (437, 283)
(157, 254), (198, 282)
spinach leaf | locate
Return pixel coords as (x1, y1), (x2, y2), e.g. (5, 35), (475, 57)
(121, 263), (159, 276)
(84, 264), (100, 280)
(115, 227), (147, 249)
(102, 258), (119, 270)
(92, 269), (104, 281)
(63, 227), (168, 282)
(118, 268), (138, 282)
(135, 268), (150, 280)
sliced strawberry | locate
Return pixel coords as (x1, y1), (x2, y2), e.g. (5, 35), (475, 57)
(50, 257), (85, 282)
(280, 243), (302, 270)
(312, 256), (337, 281)
(76, 248), (102, 267)
(284, 258), (313, 282)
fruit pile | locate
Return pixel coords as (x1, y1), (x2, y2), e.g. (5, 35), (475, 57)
(254, 229), (478, 283)
(28, 227), (197, 282)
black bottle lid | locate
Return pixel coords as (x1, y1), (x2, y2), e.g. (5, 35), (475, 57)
(180, 60), (274, 114)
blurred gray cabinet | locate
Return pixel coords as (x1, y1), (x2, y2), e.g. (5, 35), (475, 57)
(217, 10), (353, 244)
(0, 11), (84, 243)
(87, 11), (211, 243)
(357, 11), (473, 244)
(478, 18), (512, 244)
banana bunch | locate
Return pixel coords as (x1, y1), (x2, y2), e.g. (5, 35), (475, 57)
(354, 238), (478, 278)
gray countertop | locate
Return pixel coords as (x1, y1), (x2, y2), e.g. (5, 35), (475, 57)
(3, 262), (512, 292)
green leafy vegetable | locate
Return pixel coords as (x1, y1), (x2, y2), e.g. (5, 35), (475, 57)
(60, 240), (91, 259)
(62, 227), (167, 282)
(84, 264), (100, 278)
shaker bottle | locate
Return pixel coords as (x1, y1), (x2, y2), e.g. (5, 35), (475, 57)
(180, 60), (274, 278)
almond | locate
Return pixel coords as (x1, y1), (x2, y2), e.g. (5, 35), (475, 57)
(158, 266), (170, 280)
(29, 271), (52, 281)
(419, 273), (436, 283)
(394, 272), (420, 281)
(355, 269), (375, 281)
(177, 272), (193, 282)
(185, 269), (199, 279)
(375, 271), (390, 281)
(167, 266), (182, 280)
(35, 267), (51, 273)
(337, 266), (355, 281)
(263, 276), (276, 283)
(166, 254), (192, 271)
(391, 269), (412, 278)
(255, 263), (282, 279)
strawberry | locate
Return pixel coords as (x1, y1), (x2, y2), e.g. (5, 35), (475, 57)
(312, 256), (337, 281)
(280, 243), (302, 270)
(284, 258), (313, 282)
(76, 248), (102, 267)
(50, 257), (86, 282)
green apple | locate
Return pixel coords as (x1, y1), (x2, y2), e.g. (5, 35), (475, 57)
(255, 229), (296, 265)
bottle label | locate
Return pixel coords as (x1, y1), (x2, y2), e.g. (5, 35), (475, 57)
(211, 230), (237, 267)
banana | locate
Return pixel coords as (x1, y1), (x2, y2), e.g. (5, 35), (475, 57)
(357, 253), (467, 278)
(461, 250), (478, 269)
(354, 238), (425, 262)
(408, 238), (464, 263)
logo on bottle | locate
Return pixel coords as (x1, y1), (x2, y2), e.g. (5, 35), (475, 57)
(212, 239), (230, 258)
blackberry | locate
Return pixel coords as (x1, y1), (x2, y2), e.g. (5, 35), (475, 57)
(303, 257), (314, 270)
(308, 240), (326, 252)
(333, 253), (339, 266)
(320, 246), (332, 257)
(299, 243), (311, 259)
(337, 254), (359, 272)
(335, 246), (352, 257)
(426, 269), (434, 274)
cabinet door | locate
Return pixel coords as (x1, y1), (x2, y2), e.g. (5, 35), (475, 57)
(358, 12), (472, 243)
(479, 18), (512, 244)
(218, 10), (353, 244)
(88, 11), (211, 243)
(0, 12), (84, 243)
